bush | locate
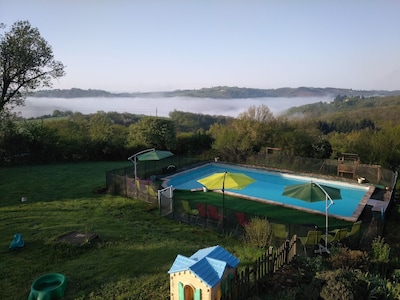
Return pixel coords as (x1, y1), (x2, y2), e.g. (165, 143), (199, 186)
(318, 269), (368, 300)
(371, 236), (391, 276)
(364, 273), (400, 300)
(242, 217), (272, 248)
(327, 246), (368, 271)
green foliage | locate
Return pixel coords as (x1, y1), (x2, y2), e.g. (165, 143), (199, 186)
(128, 116), (176, 149)
(35, 88), (114, 98)
(242, 217), (272, 248)
(169, 110), (231, 132)
(175, 131), (213, 155)
(311, 136), (332, 159)
(262, 255), (324, 300)
(327, 246), (369, 271)
(0, 20), (65, 116)
(372, 236), (391, 263)
(365, 273), (400, 300)
(318, 269), (368, 300)
(371, 236), (391, 276)
(285, 95), (400, 124)
(318, 118), (375, 135)
(208, 105), (277, 161)
(392, 269), (400, 283)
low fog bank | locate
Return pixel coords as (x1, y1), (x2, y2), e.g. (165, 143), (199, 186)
(14, 96), (332, 119)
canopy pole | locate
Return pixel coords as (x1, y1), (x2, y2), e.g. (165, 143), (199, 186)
(128, 148), (155, 181)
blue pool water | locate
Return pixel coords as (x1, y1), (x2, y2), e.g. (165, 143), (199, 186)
(163, 163), (371, 220)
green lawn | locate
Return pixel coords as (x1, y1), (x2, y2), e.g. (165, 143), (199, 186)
(174, 189), (352, 232)
(2, 162), (397, 299)
(0, 162), (258, 299)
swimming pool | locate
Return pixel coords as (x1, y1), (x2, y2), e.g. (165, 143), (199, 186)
(163, 163), (374, 222)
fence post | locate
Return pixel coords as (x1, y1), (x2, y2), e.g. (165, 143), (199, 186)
(254, 259), (259, 295)
(124, 168), (127, 197)
(245, 267), (250, 297)
(284, 239), (289, 264)
(268, 246), (274, 274)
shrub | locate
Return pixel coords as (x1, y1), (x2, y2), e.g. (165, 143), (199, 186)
(327, 246), (368, 271)
(372, 236), (391, 262)
(371, 236), (391, 276)
(318, 269), (368, 300)
(365, 273), (400, 300)
(242, 217), (272, 248)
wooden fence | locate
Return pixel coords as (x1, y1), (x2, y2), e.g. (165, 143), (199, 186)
(223, 234), (297, 300)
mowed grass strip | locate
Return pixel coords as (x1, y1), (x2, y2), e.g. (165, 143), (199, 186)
(0, 162), (255, 299)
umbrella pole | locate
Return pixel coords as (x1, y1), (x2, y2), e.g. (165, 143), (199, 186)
(223, 191), (225, 232)
(325, 195), (328, 248)
(324, 193), (334, 251)
(222, 172), (227, 232)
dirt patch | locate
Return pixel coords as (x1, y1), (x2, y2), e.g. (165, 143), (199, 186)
(57, 231), (98, 245)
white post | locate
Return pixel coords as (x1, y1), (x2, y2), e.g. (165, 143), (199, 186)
(134, 156), (137, 181)
(314, 182), (334, 250)
(128, 148), (156, 181)
(325, 195), (329, 248)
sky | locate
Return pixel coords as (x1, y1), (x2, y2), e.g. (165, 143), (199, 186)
(2, 0), (400, 93)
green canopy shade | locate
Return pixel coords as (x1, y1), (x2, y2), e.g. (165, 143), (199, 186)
(282, 181), (342, 252)
(136, 150), (174, 161)
(282, 182), (341, 202)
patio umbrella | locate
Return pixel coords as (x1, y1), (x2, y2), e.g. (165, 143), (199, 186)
(282, 182), (341, 202)
(136, 150), (174, 161)
(197, 172), (255, 231)
(128, 148), (174, 181)
(282, 181), (342, 251)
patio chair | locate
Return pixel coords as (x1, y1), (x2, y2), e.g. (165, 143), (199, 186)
(323, 228), (348, 245)
(346, 220), (362, 243)
(298, 230), (322, 256)
(236, 212), (249, 229)
(146, 185), (157, 198)
(196, 204), (208, 219)
(207, 205), (223, 228)
(235, 212), (250, 233)
(181, 200), (199, 222)
(272, 223), (289, 240)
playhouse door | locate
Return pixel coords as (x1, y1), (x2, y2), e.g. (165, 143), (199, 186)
(184, 285), (194, 300)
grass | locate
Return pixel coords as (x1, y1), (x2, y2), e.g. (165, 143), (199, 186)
(0, 162), (261, 299)
(175, 190), (353, 230)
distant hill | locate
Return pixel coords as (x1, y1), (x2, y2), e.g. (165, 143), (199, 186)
(32, 86), (400, 99)
(282, 94), (400, 125)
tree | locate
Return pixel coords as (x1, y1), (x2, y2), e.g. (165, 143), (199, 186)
(128, 117), (176, 150)
(208, 122), (243, 161)
(0, 21), (65, 117)
(175, 131), (213, 155)
(209, 105), (276, 162)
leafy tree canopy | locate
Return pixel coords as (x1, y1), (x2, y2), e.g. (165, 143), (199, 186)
(0, 20), (65, 117)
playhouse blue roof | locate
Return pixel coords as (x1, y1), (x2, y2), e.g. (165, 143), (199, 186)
(168, 245), (240, 288)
